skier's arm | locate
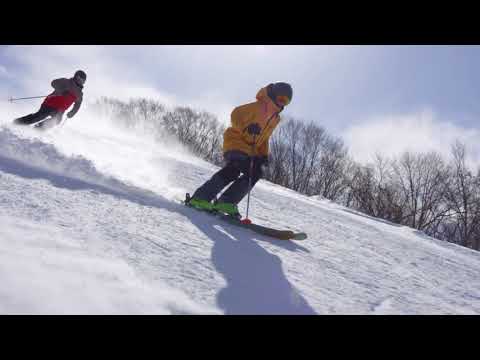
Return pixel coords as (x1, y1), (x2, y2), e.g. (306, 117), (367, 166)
(51, 78), (70, 92)
(231, 104), (254, 131)
(257, 140), (269, 157)
(67, 95), (83, 118)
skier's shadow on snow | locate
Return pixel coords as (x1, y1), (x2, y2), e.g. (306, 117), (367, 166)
(184, 210), (317, 315)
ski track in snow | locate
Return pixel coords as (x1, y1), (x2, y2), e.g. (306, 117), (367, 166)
(1, 116), (480, 315)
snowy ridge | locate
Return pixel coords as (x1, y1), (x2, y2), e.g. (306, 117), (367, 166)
(1, 118), (480, 314)
(0, 127), (141, 196)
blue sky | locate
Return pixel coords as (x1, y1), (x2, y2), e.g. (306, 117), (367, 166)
(1, 45), (479, 166)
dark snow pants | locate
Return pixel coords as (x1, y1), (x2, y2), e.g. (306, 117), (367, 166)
(13, 105), (63, 129)
(192, 151), (266, 205)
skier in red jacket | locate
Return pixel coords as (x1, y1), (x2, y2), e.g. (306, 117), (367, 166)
(13, 70), (86, 130)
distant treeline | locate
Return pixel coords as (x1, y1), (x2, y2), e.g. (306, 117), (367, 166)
(91, 97), (480, 251)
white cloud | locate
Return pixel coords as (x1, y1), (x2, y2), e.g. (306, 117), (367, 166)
(342, 109), (480, 170)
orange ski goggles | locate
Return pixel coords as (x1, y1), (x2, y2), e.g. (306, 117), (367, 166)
(275, 95), (291, 107)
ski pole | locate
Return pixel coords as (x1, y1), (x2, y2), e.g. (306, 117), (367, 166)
(242, 112), (278, 223)
(8, 95), (48, 102)
(243, 134), (256, 224)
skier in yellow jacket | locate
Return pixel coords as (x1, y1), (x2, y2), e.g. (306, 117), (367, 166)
(188, 82), (293, 218)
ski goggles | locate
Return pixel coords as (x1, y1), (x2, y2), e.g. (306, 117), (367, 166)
(275, 95), (291, 107)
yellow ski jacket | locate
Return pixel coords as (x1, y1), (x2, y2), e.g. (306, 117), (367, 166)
(223, 86), (283, 157)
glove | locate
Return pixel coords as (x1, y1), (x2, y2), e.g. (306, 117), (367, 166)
(246, 123), (261, 135)
(66, 111), (74, 119)
(258, 156), (269, 166)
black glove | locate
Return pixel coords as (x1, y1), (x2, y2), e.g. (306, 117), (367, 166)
(258, 156), (269, 166)
(246, 123), (261, 135)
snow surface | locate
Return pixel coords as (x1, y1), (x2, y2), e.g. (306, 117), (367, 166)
(1, 112), (480, 314)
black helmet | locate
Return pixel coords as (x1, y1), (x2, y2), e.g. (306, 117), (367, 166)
(73, 70), (87, 87)
(267, 82), (293, 107)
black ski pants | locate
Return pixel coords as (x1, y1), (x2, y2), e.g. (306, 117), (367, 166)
(13, 105), (63, 129)
(192, 151), (266, 205)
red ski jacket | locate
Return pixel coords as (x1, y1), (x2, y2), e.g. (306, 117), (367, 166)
(42, 78), (83, 114)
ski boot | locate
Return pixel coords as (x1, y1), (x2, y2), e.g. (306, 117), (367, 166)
(185, 193), (214, 212)
(213, 201), (241, 219)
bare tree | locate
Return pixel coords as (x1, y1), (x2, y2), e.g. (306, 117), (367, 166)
(343, 154), (404, 222)
(296, 122), (325, 194)
(313, 136), (349, 200)
(283, 118), (303, 191)
(391, 151), (450, 233)
(443, 141), (480, 249)
(266, 131), (289, 185)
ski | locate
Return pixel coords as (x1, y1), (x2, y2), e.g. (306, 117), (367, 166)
(182, 194), (307, 241)
(216, 212), (308, 241)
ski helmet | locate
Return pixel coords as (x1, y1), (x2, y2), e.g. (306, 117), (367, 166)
(267, 82), (293, 107)
(73, 70), (87, 86)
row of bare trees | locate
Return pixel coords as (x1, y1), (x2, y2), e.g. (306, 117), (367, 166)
(342, 143), (480, 250)
(90, 97), (480, 251)
(265, 117), (350, 201)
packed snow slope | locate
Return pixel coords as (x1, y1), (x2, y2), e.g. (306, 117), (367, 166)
(1, 112), (480, 315)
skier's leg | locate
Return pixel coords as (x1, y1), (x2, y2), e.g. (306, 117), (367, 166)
(13, 106), (56, 126)
(35, 111), (63, 130)
(191, 151), (249, 203)
(191, 162), (241, 202)
(217, 158), (263, 205)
